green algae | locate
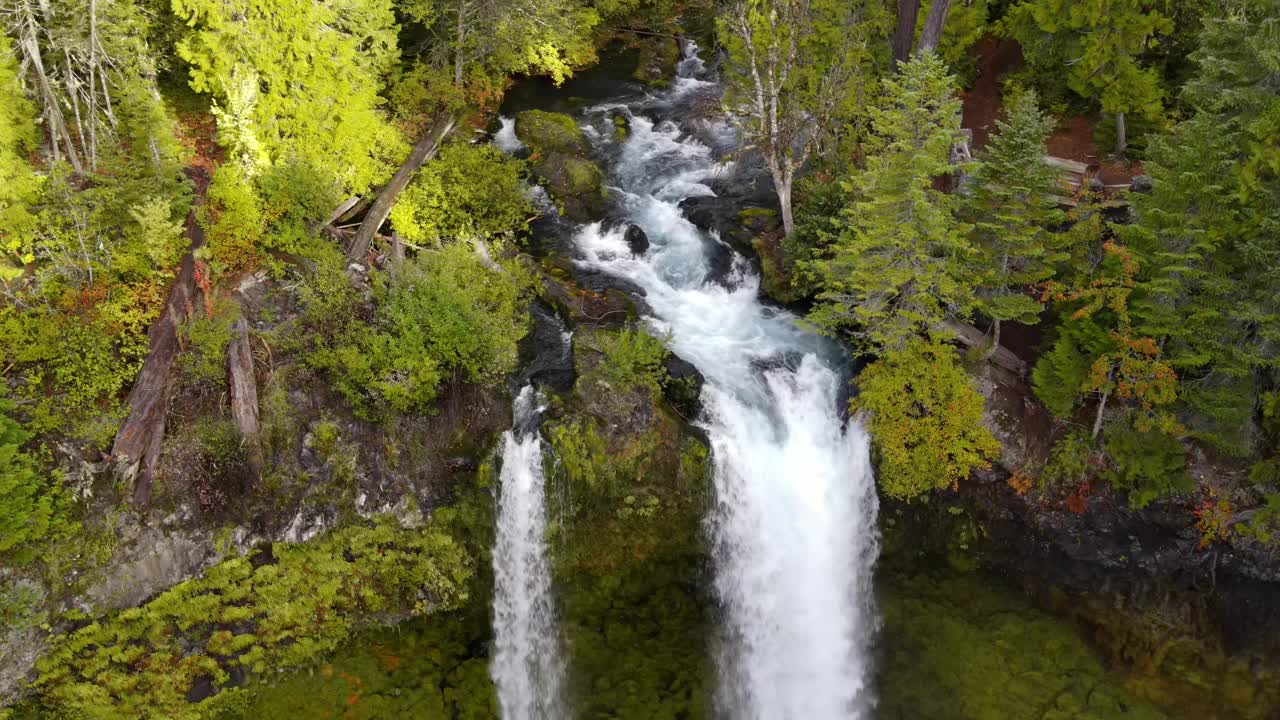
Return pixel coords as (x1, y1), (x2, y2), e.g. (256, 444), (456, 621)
(878, 569), (1174, 720)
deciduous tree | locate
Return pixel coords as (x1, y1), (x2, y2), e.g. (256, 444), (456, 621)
(719, 0), (889, 237)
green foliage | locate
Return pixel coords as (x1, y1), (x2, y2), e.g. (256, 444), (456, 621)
(180, 301), (238, 389)
(32, 517), (473, 720)
(1237, 493), (1280, 546)
(718, 0), (891, 234)
(174, 0), (403, 194)
(1032, 315), (1112, 418)
(389, 143), (531, 247)
(1103, 425), (1192, 508)
(809, 53), (972, 352)
(966, 90), (1068, 329)
(854, 339), (1001, 500)
(0, 307), (149, 444)
(918, 0), (990, 82)
(1039, 430), (1094, 490)
(593, 325), (669, 397)
(0, 398), (72, 563)
(547, 417), (614, 492)
(1002, 0), (1172, 125)
(1117, 2), (1280, 457)
(0, 35), (41, 281)
(304, 244), (536, 420)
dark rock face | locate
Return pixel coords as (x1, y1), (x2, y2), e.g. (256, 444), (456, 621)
(540, 254), (648, 329)
(663, 354), (705, 420)
(515, 300), (576, 393)
(624, 224), (649, 255)
(1130, 174), (1154, 193)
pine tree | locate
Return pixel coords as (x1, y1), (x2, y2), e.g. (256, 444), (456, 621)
(965, 90), (1065, 357)
(808, 53), (972, 353)
(173, 0), (403, 195)
(1120, 1), (1280, 455)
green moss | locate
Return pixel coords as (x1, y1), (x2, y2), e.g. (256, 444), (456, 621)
(878, 569), (1173, 720)
(28, 516), (474, 720)
(563, 156), (606, 196)
(514, 110), (589, 156)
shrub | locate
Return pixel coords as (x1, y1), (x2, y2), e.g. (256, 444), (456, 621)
(388, 143), (532, 247)
(593, 325), (668, 396)
(304, 244), (536, 420)
(1103, 425), (1192, 508)
(854, 339), (1001, 501)
(179, 300), (238, 389)
(0, 398), (72, 563)
(1040, 430), (1095, 491)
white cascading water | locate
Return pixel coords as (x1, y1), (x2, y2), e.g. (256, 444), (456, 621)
(569, 43), (881, 718)
(490, 386), (565, 720)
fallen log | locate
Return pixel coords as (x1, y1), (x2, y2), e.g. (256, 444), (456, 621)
(111, 169), (209, 504)
(227, 316), (263, 482)
(943, 318), (1028, 377)
(347, 113), (457, 261)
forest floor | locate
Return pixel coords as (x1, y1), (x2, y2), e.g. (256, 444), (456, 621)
(961, 36), (1140, 187)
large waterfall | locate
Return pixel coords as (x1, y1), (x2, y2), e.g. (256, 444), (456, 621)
(568, 43), (881, 718)
(490, 386), (566, 720)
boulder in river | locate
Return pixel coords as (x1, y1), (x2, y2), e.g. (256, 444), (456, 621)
(624, 224), (649, 255)
(663, 353), (704, 420)
(515, 110), (609, 223)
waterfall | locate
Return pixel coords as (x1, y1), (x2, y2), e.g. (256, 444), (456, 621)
(490, 386), (565, 720)
(569, 42), (880, 719)
(493, 116), (525, 153)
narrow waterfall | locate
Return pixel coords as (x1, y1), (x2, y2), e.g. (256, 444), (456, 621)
(490, 386), (565, 720)
(569, 42), (881, 718)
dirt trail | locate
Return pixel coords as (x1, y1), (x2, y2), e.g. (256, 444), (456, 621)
(960, 36), (1141, 186)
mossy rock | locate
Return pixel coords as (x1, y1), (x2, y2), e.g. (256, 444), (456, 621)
(632, 35), (681, 88)
(514, 110), (590, 156)
(878, 569), (1173, 720)
(538, 255), (641, 328)
(514, 111), (608, 223)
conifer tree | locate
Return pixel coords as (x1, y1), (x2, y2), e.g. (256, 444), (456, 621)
(1121, 1), (1280, 455)
(965, 90), (1064, 357)
(808, 53), (972, 353)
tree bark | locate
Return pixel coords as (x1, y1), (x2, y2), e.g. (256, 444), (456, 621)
(111, 170), (209, 503)
(892, 0), (921, 65)
(776, 173), (795, 238)
(1115, 112), (1127, 158)
(1091, 390), (1109, 440)
(916, 0), (952, 56)
(982, 318), (1002, 363)
(943, 318), (1026, 376)
(347, 114), (457, 261)
(227, 316), (263, 482)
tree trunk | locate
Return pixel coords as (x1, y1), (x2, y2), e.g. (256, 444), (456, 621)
(348, 114), (457, 261)
(982, 318), (1002, 363)
(942, 318), (1026, 376)
(1115, 112), (1127, 158)
(454, 0), (466, 87)
(1091, 390), (1109, 440)
(892, 0), (921, 65)
(227, 316), (263, 483)
(776, 173), (795, 238)
(916, 0), (952, 56)
(111, 170), (209, 503)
